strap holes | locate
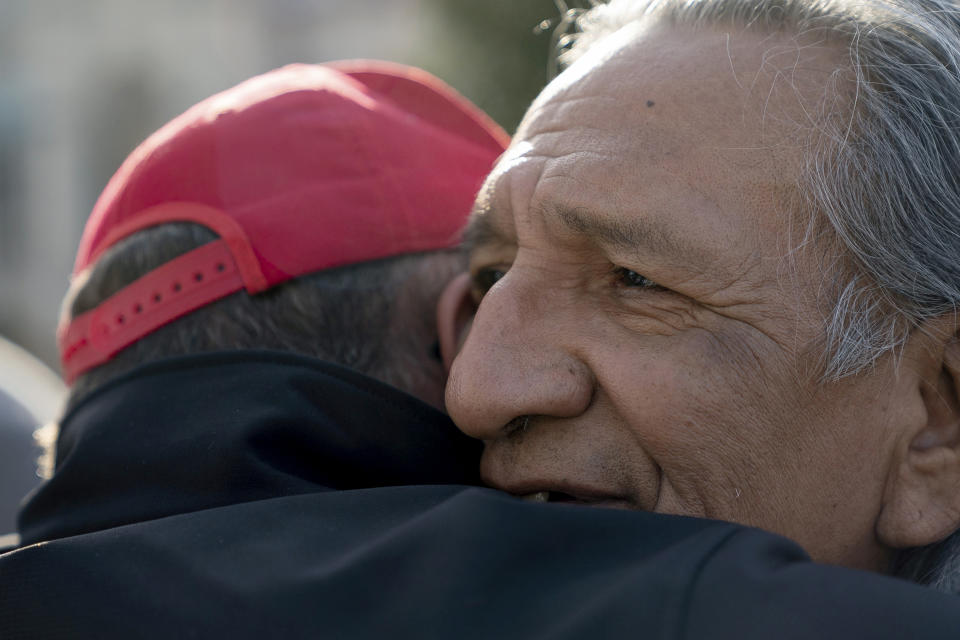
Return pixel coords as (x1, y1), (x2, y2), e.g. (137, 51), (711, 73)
(153, 293), (163, 303)
(194, 272), (204, 282)
(134, 304), (143, 314)
(172, 282), (182, 293)
(215, 263), (226, 273)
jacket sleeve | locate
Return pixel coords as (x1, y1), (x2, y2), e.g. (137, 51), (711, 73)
(684, 528), (960, 639)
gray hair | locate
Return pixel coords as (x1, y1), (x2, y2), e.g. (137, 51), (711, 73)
(64, 222), (464, 409)
(560, 0), (960, 592)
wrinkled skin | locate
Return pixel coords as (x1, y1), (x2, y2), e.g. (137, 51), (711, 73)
(446, 23), (959, 571)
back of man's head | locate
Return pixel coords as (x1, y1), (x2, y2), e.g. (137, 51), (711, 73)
(59, 62), (508, 409)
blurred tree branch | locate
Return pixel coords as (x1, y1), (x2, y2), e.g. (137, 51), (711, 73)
(413, 0), (560, 133)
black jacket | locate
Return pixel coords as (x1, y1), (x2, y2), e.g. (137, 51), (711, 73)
(2, 351), (959, 639)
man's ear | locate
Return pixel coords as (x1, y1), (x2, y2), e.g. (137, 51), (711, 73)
(877, 317), (960, 549)
(436, 273), (476, 373)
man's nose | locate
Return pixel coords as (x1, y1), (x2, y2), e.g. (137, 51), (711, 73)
(446, 272), (595, 441)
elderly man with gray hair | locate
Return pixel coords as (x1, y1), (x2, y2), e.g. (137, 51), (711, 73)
(446, 0), (960, 595)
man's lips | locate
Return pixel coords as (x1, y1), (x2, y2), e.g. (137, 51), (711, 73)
(516, 489), (636, 509)
(521, 491), (549, 503)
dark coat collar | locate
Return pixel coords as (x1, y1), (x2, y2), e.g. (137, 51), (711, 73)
(18, 350), (481, 544)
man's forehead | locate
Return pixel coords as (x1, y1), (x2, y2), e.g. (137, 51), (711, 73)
(465, 25), (847, 287)
(468, 121), (744, 256)
(523, 23), (849, 144)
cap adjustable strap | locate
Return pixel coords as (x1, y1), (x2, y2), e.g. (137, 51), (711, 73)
(59, 240), (244, 384)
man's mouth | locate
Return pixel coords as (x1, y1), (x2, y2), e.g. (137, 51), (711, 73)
(518, 490), (633, 509)
(520, 491), (550, 502)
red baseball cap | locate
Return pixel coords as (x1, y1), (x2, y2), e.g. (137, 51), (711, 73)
(59, 61), (508, 384)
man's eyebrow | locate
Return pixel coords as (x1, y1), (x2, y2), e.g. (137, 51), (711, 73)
(463, 204), (510, 251)
(552, 204), (687, 260)
(464, 202), (695, 264)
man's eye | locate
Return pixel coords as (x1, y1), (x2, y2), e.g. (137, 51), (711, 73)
(613, 266), (661, 289)
(473, 267), (507, 296)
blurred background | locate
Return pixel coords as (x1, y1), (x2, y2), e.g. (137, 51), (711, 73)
(0, 0), (564, 384)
